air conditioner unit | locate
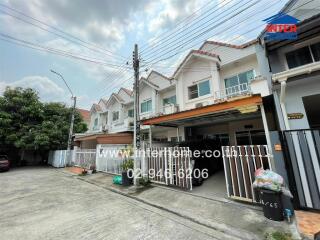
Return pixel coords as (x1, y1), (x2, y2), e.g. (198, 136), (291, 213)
(195, 101), (208, 108)
(195, 102), (203, 108)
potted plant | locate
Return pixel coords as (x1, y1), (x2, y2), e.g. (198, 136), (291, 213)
(87, 164), (96, 174)
(121, 159), (134, 186)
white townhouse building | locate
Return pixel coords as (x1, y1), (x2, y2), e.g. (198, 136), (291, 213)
(143, 40), (275, 148)
(138, 39), (284, 201)
(74, 88), (134, 149)
(138, 70), (178, 142)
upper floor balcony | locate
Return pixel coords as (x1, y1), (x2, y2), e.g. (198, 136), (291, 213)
(215, 82), (252, 102)
(109, 117), (134, 133)
(160, 103), (179, 115)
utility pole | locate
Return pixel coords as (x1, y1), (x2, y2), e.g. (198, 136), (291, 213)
(133, 44), (140, 185)
(68, 96), (77, 150)
(50, 69), (76, 151)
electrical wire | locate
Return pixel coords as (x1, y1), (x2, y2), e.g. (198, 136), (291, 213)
(0, 3), (127, 61)
(0, 33), (130, 70)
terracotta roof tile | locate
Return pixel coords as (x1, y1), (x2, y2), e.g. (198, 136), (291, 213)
(202, 39), (258, 49)
(77, 108), (90, 124)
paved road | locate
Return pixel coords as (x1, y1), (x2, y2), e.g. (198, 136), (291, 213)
(0, 167), (228, 240)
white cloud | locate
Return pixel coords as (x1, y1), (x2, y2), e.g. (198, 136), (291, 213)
(147, 0), (208, 33)
(0, 76), (67, 102)
(3, 0), (148, 51)
(0, 76), (98, 109)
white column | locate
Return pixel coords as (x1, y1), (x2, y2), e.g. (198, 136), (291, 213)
(151, 89), (157, 114)
(260, 103), (275, 170)
(210, 62), (221, 100)
(176, 77), (184, 111)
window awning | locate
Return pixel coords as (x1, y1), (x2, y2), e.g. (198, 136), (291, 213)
(141, 95), (262, 126)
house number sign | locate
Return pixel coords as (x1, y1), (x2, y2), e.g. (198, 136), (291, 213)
(287, 113), (304, 120)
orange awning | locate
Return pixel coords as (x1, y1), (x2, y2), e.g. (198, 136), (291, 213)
(75, 132), (133, 144)
(142, 95), (262, 126)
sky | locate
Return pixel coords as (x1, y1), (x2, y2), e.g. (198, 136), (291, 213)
(0, 0), (290, 109)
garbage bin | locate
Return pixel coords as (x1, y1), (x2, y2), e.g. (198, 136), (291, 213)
(259, 189), (284, 221)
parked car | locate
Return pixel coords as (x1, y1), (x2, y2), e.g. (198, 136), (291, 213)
(0, 155), (10, 171)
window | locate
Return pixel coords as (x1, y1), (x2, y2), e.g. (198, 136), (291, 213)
(128, 109), (134, 118)
(303, 94), (320, 129)
(286, 46), (313, 69)
(311, 42), (320, 62)
(163, 95), (176, 105)
(93, 118), (98, 129)
(236, 130), (266, 145)
(112, 111), (119, 121)
(188, 85), (198, 99)
(225, 70), (254, 90)
(188, 80), (211, 100)
(141, 99), (152, 113)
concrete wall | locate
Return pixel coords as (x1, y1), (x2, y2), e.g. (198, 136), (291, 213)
(201, 42), (256, 65)
(176, 57), (216, 111)
(275, 77), (320, 130)
(139, 83), (156, 119)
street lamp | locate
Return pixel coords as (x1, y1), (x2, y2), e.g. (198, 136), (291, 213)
(50, 69), (77, 151)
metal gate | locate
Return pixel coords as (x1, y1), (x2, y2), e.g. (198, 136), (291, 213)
(280, 129), (320, 210)
(72, 149), (96, 168)
(146, 147), (192, 190)
(222, 145), (272, 203)
(96, 144), (130, 175)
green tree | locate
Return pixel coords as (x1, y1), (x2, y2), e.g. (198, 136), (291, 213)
(0, 87), (87, 163)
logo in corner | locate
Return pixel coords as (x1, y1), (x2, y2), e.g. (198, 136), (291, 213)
(263, 13), (299, 40)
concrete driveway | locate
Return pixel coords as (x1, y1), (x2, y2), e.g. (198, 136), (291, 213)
(0, 167), (234, 240)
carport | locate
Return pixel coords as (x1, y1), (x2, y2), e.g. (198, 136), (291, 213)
(141, 95), (275, 201)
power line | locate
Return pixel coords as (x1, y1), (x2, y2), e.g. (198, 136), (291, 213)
(140, 0), (234, 56)
(139, 0), (220, 52)
(0, 33), (130, 70)
(141, 0), (281, 70)
(94, 0), (316, 104)
(78, 0), (236, 97)
(0, 3), (136, 97)
(149, 0), (316, 67)
(116, 0), (314, 89)
(0, 3), (126, 59)
(142, 0), (260, 63)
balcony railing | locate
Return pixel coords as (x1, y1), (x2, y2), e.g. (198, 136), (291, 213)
(161, 104), (179, 115)
(215, 83), (252, 100)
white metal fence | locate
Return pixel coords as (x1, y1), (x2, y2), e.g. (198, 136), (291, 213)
(48, 150), (72, 168)
(96, 144), (131, 175)
(49, 149), (96, 169)
(145, 146), (193, 190)
(222, 145), (272, 203)
(72, 149), (96, 168)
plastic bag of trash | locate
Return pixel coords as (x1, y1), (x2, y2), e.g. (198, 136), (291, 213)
(253, 168), (284, 192)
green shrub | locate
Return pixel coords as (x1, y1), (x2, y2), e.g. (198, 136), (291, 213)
(121, 159), (134, 171)
(265, 231), (292, 240)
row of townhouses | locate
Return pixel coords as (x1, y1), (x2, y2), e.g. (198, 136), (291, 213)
(74, 0), (320, 211)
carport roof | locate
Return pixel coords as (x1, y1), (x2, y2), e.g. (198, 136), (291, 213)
(74, 132), (133, 144)
(141, 95), (262, 127)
